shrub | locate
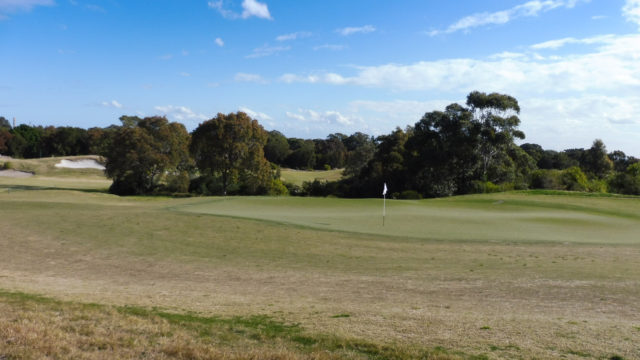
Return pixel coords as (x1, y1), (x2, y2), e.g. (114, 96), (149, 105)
(561, 166), (589, 191)
(398, 190), (422, 199)
(323, 164), (331, 171)
(587, 179), (608, 193)
(530, 169), (563, 190)
(268, 179), (289, 196)
(2, 161), (13, 170)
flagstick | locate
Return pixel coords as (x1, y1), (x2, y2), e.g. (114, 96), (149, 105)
(383, 193), (386, 226)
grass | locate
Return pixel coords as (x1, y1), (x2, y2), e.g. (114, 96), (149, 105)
(0, 289), (476, 359)
(1, 157), (639, 359)
(280, 168), (344, 186)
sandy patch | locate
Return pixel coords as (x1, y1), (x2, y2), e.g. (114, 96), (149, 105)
(55, 159), (105, 170)
(0, 169), (34, 178)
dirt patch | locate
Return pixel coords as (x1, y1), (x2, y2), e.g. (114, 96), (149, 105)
(0, 169), (34, 178)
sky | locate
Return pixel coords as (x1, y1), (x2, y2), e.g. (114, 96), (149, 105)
(1, 0), (640, 155)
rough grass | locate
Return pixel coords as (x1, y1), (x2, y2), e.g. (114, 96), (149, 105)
(1, 168), (639, 359)
(280, 168), (344, 186)
(0, 290), (473, 359)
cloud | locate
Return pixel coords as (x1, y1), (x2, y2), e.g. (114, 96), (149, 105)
(208, 0), (272, 20)
(234, 72), (267, 83)
(154, 105), (207, 122)
(158, 54), (173, 60)
(246, 44), (290, 58)
(337, 25), (376, 36)
(623, 0), (640, 28)
(280, 34), (640, 95)
(241, 0), (271, 19)
(179, 72), (191, 77)
(429, 0), (587, 36)
(101, 100), (123, 109)
(214, 37), (224, 47)
(530, 34), (615, 49)
(313, 44), (346, 51)
(239, 106), (272, 121)
(286, 109), (354, 126)
(276, 31), (311, 42)
(0, 0), (54, 18)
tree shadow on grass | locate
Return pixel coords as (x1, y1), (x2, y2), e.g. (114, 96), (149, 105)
(0, 184), (109, 194)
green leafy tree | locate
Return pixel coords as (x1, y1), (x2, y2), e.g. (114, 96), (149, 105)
(343, 132), (375, 177)
(105, 116), (191, 195)
(0, 129), (12, 154)
(405, 104), (480, 196)
(264, 130), (290, 165)
(190, 112), (270, 195)
(582, 139), (613, 179)
(10, 124), (44, 158)
(0, 116), (10, 130)
(466, 91), (525, 181)
(284, 138), (316, 169)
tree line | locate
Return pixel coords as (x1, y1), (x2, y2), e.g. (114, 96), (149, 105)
(1, 91), (639, 197)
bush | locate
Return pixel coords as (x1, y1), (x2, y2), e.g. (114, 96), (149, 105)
(323, 164), (331, 171)
(588, 179), (608, 193)
(608, 163), (640, 195)
(561, 166), (589, 192)
(398, 190), (422, 199)
(2, 161), (13, 170)
(268, 178), (289, 196)
(283, 182), (304, 196)
(530, 169), (563, 190)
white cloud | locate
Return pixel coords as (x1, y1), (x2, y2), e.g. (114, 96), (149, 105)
(0, 0), (53, 18)
(286, 109), (354, 126)
(280, 34), (640, 95)
(530, 34), (615, 49)
(234, 72), (267, 83)
(208, 0), (272, 20)
(179, 72), (191, 77)
(276, 31), (311, 42)
(313, 44), (346, 51)
(241, 0), (271, 19)
(429, 0), (587, 36)
(154, 105), (207, 122)
(246, 44), (290, 58)
(101, 100), (123, 109)
(337, 25), (376, 36)
(0, 0), (54, 11)
(214, 37), (224, 47)
(239, 106), (272, 121)
(623, 0), (640, 28)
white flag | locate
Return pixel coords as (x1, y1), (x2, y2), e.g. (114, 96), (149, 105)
(382, 183), (387, 196)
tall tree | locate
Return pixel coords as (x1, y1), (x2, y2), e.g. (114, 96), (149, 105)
(264, 130), (290, 164)
(582, 139), (613, 178)
(190, 112), (270, 195)
(466, 91), (525, 181)
(104, 116), (191, 195)
(405, 104), (480, 196)
(0, 116), (10, 130)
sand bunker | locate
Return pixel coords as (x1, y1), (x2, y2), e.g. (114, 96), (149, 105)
(55, 159), (105, 170)
(0, 169), (34, 178)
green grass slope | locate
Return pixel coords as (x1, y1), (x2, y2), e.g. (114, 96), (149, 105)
(173, 193), (640, 244)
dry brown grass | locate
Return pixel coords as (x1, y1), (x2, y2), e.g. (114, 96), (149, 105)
(0, 186), (639, 359)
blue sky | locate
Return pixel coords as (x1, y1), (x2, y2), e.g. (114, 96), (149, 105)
(2, 0), (640, 155)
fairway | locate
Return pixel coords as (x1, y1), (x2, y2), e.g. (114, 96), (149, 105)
(1, 164), (640, 359)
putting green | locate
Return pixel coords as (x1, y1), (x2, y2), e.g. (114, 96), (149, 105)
(172, 193), (640, 244)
